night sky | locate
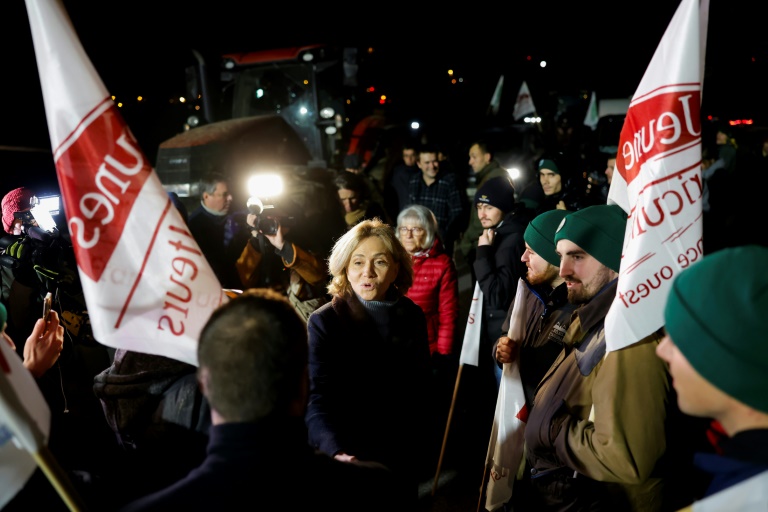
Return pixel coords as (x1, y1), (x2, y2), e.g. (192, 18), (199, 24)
(2, 0), (766, 193)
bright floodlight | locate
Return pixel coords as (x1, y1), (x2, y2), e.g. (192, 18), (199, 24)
(320, 107), (335, 119)
(248, 173), (283, 199)
(410, 121), (420, 130)
(506, 168), (521, 180)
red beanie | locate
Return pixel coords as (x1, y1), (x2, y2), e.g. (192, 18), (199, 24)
(2, 187), (35, 234)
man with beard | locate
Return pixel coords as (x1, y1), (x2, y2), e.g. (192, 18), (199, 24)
(522, 204), (686, 511)
(491, 209), (578, 511)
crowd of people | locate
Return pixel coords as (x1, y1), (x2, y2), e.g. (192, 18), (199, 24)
(1, 116), (767, 512)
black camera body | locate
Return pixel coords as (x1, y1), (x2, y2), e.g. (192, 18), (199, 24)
(246, 196), (293, 236)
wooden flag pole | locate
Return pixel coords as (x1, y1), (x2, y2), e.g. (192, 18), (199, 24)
(431, 363), (466, 496)
(33, 446), (87, 512)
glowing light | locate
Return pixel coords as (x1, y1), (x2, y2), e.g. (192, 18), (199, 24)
(179, 97), (187, 103)
(539, 61), (547, 68)
(137, 96), (143, 102)
(506, 168), (521, 180)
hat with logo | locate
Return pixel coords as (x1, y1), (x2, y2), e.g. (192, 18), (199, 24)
(553, 204), (626, 272)
(2, 187), (35, 234)
(664, 245), (768, 414)
(538, 158), (560, 175)
(474, 176), (516, 213)
(524, 209), (572, 267)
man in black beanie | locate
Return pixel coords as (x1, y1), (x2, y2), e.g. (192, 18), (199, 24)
(522, 204), (704, 511)
(471, 176), (531, 396)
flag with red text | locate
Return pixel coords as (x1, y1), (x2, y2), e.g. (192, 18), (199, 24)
(605, 0), (707, 351)
(0, 340), (50, 508)
(484, 279), (528, 511)
(25, 0), (225, 366)
(459, 282), (483, 367)
(512, 81), (536, 121)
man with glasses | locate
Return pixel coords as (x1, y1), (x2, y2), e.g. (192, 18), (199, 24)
(188, 171), (243, 289)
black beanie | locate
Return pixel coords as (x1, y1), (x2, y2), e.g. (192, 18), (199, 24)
(474, 176), (516, 213)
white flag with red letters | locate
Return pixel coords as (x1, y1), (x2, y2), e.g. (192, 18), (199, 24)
(25, 0), (226, 366)
(605, 0), (708, 351)
(512, 81), (536, 121)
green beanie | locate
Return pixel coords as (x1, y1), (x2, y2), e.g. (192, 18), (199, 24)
(664, 245), (768, 414)
(0, 302), (6, 332)
(538, 158), (560, 175)
(524, 210), (572, 267)
(553, 204), (626, 272)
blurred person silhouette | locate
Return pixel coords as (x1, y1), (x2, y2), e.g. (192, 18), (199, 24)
(384, 140), (420, 221)
(334, 170), (389, 229)
(656, 245), (768, 511)
(343, 152), (386, 210)
(305, 219), (432, 506)
(120, 288), (408, 511)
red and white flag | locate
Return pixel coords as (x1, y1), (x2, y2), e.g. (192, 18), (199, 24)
(25, 0), (225, 366)
(484, 279), (528, 512)
(459, 282), (483, 367)
(0, 340), (50, 508)
(605, 0), (708, 351)
(512, 81), (536, 121)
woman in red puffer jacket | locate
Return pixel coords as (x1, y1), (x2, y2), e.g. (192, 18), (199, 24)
(396, 205), (459, 358)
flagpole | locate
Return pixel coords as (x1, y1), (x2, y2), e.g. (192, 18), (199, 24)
(431, 362), (466, 496)
(33, 447), (87, 512)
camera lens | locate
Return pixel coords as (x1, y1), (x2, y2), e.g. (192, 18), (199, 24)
(256, 216), (278, 236)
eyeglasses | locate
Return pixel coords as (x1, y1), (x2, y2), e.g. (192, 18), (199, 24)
(399, 227), (425, 236)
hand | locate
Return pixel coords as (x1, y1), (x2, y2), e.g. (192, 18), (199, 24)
(496, 336), (517, 364)
(263, 222), (285, 251)
(478, 228), (494, 246)
(556, 200), (567, 210)
(333, 452), (358, 463)
(23, 310), (65, 378)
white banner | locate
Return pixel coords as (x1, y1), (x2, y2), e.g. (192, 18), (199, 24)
(0, 341), (50, 508)
(485, 279), (528, 511)
(512, 81), (536, 121)
(25, 0), (226, 366)
(459, 282), (483, 367)
(605, 0), (706, 352)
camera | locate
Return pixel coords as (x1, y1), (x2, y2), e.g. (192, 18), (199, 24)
(246, 196), (279, 236)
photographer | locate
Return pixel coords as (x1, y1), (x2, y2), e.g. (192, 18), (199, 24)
(236, 202), (330, 322)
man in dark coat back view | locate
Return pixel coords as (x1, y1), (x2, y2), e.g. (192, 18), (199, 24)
(118, 289), (409, 512)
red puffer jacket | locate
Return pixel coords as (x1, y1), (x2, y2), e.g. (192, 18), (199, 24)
(406, 239), (459, 355)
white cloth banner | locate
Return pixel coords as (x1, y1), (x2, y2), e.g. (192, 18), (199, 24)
(459, 282), (483, 367)
(485, 278), (528, 511)
(605, 0), (706, 352)
(488, 75), (504, 116)
(25, 0), (227, 366)
(583, 91), (599, 131)
(692, 470), (768, 511)
(512, 81), (536, 121)
(0, 341), (50, 508)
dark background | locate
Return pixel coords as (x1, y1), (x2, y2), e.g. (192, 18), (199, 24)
(2, 0), (766, 194)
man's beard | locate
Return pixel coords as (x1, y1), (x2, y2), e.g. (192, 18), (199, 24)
(566, 266), (614, 304)
(527, 264), (559, 286)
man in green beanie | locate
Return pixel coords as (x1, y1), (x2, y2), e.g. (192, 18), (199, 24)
(657, 244), (768, 509)
(491, 209), (580, 511)
(522, 204), (699, 511)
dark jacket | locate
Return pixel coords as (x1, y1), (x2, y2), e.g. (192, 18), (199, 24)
(187, 206), (246, 289)
(118, 417), (410, 512)
(473, 207), (530, 347)
(694, 429), (768, 498)
(493, 280), (577, 407)
(458, 160), (509, 260)
(305, 293), (432, 486)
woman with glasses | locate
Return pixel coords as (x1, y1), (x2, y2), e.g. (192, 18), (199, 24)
(396, 205), (459, 360)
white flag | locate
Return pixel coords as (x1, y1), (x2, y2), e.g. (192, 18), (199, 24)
(583, 91), (599, 131)
(25, 0), (227, 366)
(512, 81), (536, 121)
(605, 0), (706, 351)
(484, 279), (528, 512)
(459, 282), (483, 366)
(0, 341), (51, 508)
(488, 75), (504, 116)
